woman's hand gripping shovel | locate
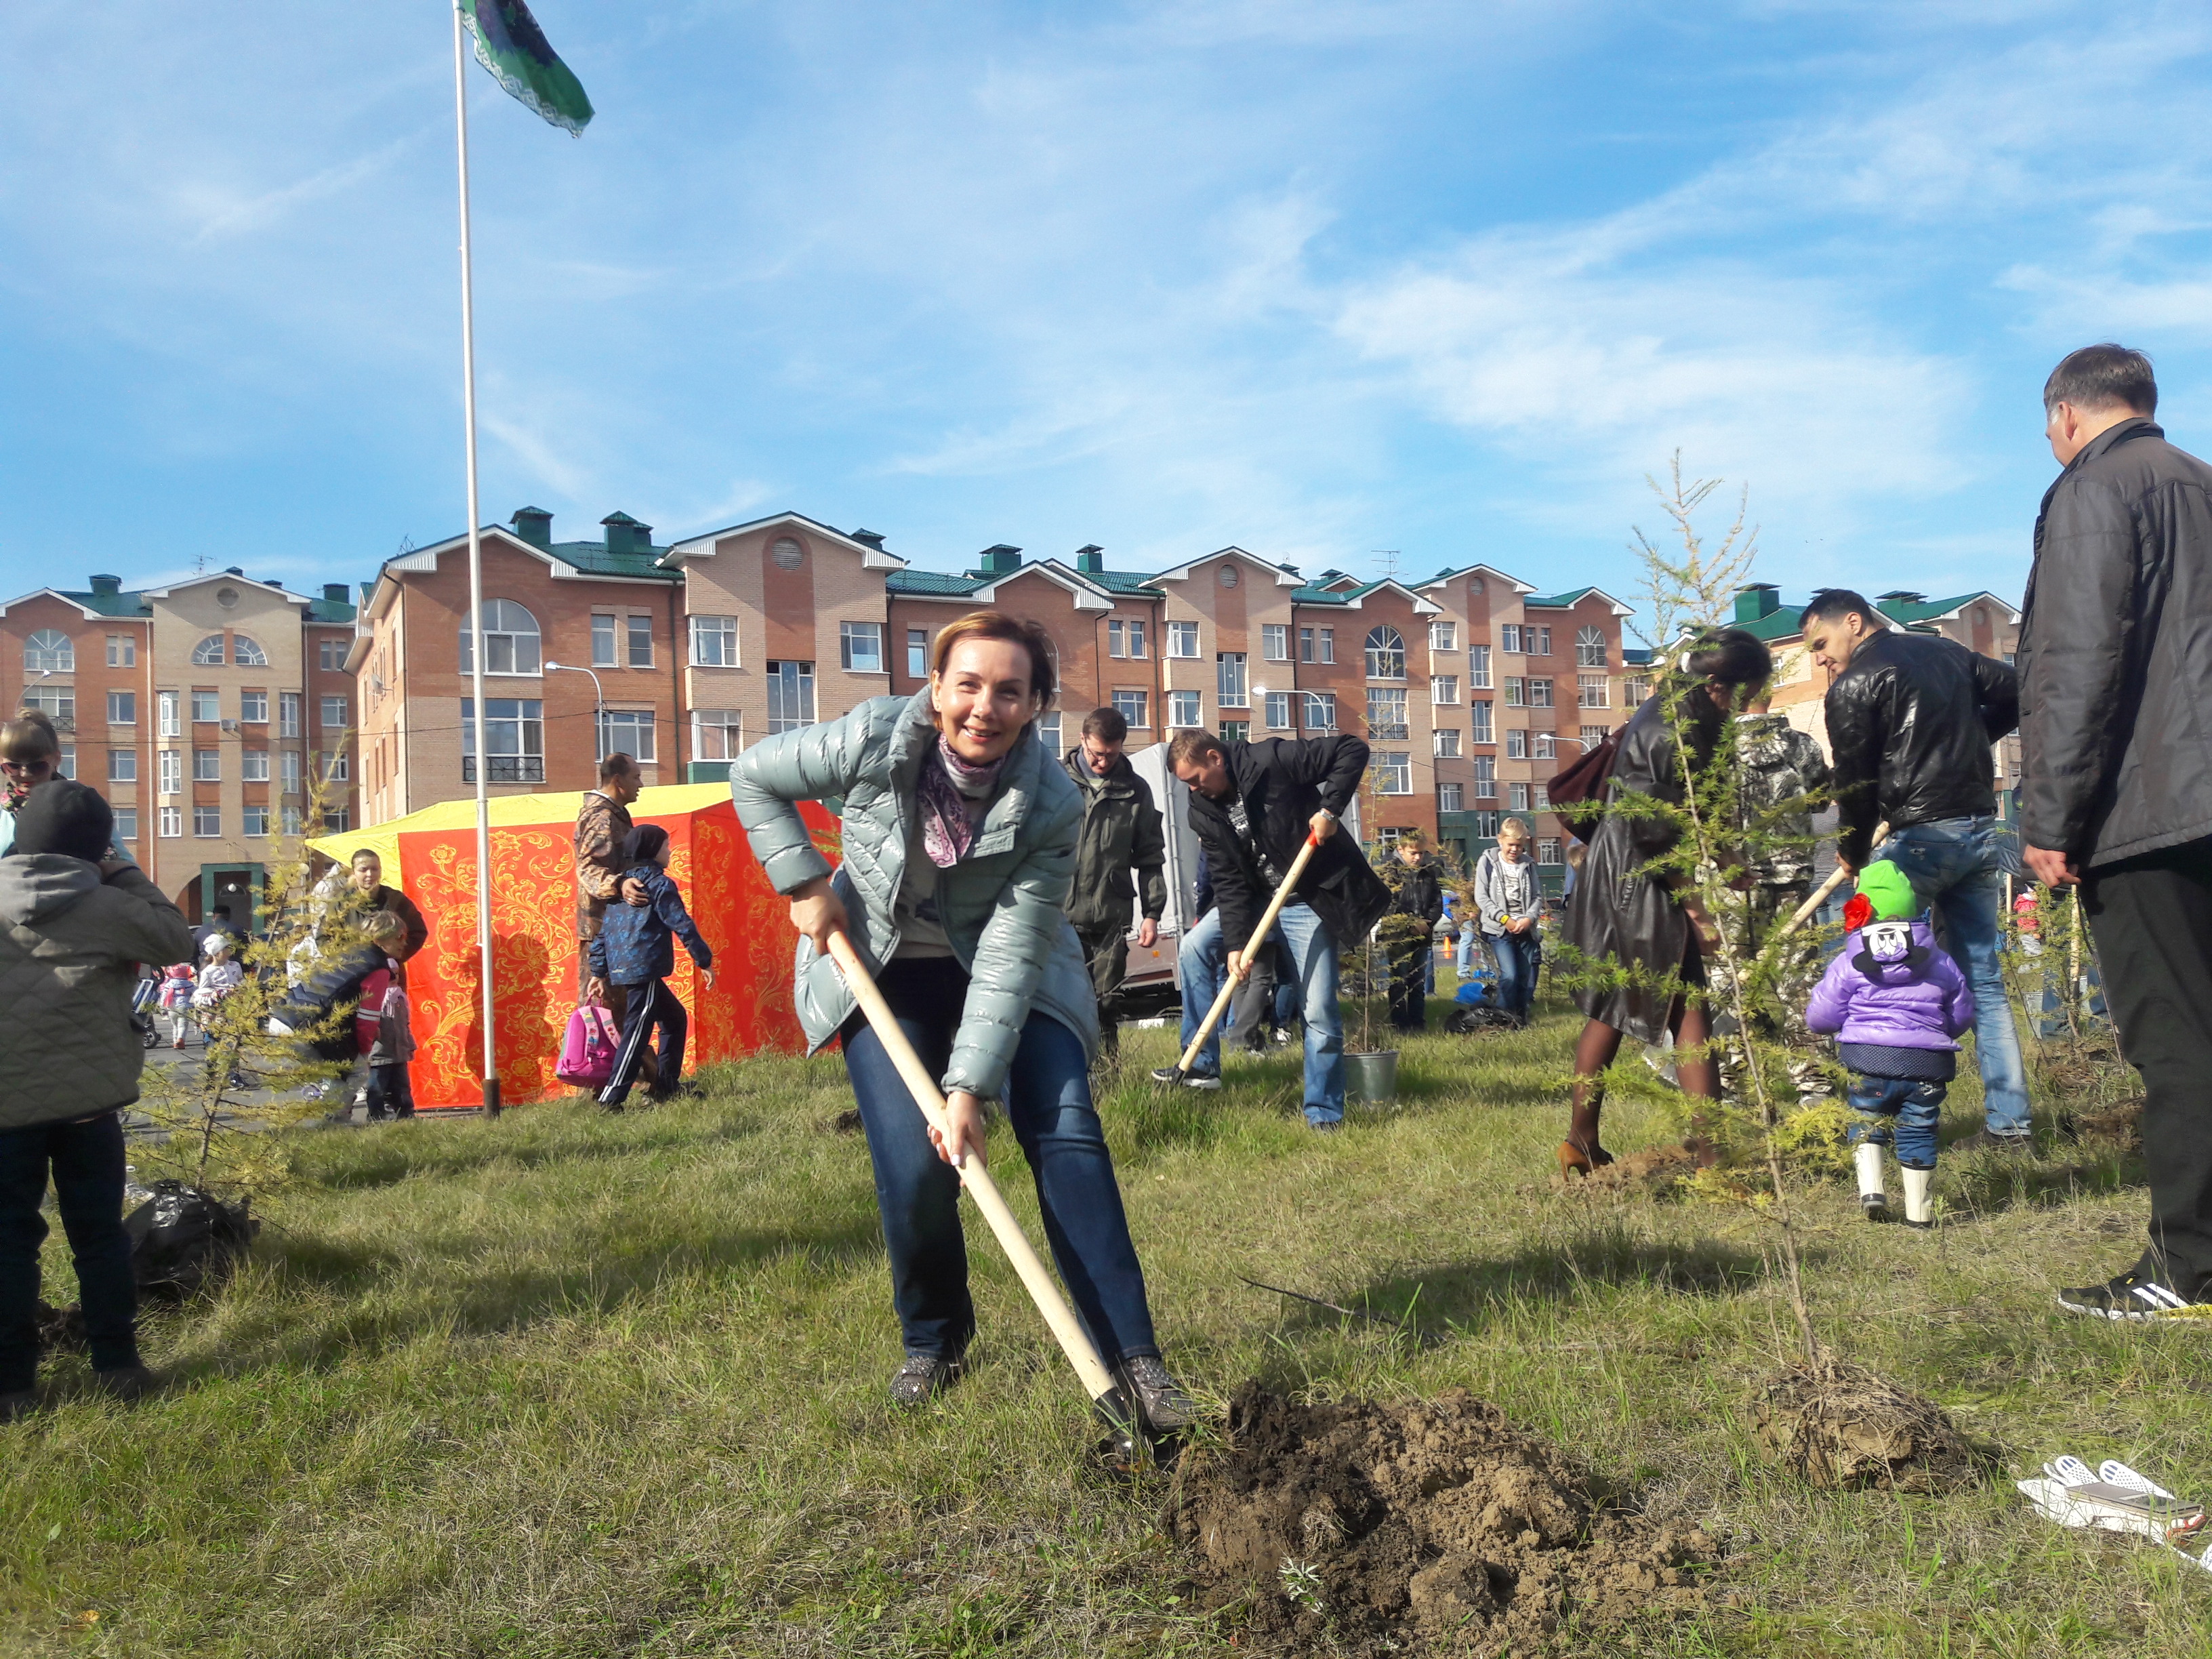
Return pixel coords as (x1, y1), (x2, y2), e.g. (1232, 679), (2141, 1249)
(824, 930), (1166, 1472)
(1158, 833), (1323, 1086)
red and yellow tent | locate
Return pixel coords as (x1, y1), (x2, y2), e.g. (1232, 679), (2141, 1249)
(313, 785), (835, 1111)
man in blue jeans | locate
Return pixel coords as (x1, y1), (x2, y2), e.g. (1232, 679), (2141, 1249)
(1154, 729), (1391, 1128)
(1806, 589), (2030, 1147)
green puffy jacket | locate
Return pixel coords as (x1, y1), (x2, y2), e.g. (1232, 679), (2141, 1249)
(731, 691), (1098, 1099)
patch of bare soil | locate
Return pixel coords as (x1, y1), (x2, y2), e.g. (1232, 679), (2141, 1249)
(1166, 1384), (1718, 1655)
(1551, 1141), (1698, 1198)
(1753, 1357), (1984, 1492)
(2060, 1094), (2143, 1149)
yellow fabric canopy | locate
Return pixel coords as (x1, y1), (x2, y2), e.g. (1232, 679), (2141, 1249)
(310, 782), (739, 869)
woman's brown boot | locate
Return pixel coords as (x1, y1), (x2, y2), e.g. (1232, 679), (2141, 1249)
(1557, 1139), (1614, 1176)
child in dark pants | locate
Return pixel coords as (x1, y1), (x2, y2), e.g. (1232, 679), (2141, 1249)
(587, 825), (714, 1109)
(0, 781), (195, 1416)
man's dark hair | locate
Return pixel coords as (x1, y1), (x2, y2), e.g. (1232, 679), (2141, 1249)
(599, 752), (636, 785)
(1798, 588), (1884, 634)
(2044, 344), (2156, 417)
(1080, 705), (1128, 745)
(212, 905), (232, 920)
(1168, 729), (1226, 769)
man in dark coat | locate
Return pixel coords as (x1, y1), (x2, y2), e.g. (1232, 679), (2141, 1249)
(1805, 588), (2028, 1146)
(345, 848), (427, 963)
(2017, 345), (2212, 1320)
(1061, 707), (1167, 1061)
(1153, 729), (1389, 1129)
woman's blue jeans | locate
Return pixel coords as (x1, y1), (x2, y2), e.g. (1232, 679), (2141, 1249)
(841, 960), (1160, 1364)
(1487, 930), (1541, 1023)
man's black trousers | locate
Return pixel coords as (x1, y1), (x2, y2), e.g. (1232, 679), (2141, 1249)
(2083, 836), (2212, 1294)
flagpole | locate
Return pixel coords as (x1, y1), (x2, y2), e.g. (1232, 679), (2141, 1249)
(453, 2), (501, 1118)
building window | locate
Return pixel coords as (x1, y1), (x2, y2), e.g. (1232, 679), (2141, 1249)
(114, 808), (138, 842)
(1220, 719), (1249, 744)
(1434, 728), (1461, 758)
(321, 695), (348, 731)
(1439, 783), (1464, 813)
(190, 634), (226, 667)
(766, 661), (815, 734)
(1528, 678), (1554, 708)
(1538, 837), (1562, 865)
(1505, 677), (1526, 708)
(906, 628), (928, 678)
(1376, 752), (1412, 794)
(190, 690), (219, 723)
(232, 635), (269, 668)
(1534, 784), (1551, 810)
(457, 599), (542, 676)
(1168, 690), (1202, 728)
(51, 744), (73, 781)
(243, 806), (269, 838)
(102, 691), (133, 726)
(1472, 809), (1499, 836)
(194, 805), (221, 838)
(156, 692), (180, 738)
(1429, 621), (1457, 651)
(23, 687), (73, 726)
(24, 630), (74, 674)
(108, 749), (136, 783)
(1298, 627), (1315, 663)
(243, 750), (270, 783)
(1474, 756), (1496, 799)
(1509, 782), (1530, 812)
(1264, 691), (1294, 729)
(1107, 619), (1127, 659)
(1468, 644), (1492, 689)
(1580, 724), (1609, 747)
(1623, 674), (1651, 705)
(279, 693), (300, 737)
(159, 806), (182, 838)
(692, 615), (739, 668)
(626, 615), (653, 669)
(1037, 711), (1061, 754)
(1216, 652), (1248, 709)
(1535, 733), (1556, 760)
(281, 751), (301, 796)
(1218, 562), (1240, 589)
(281, 806), (302, 836)
(692, 708), (742, 761)
(1303, 691), (1337, 732)
(1261, 623), (1289, 661)
(1431, 675), (1460, 705)
(1578, 674), (1609, 709)
(1364, 625), (1406, 680)
(839, 622), (884, 674)
(462, 697), (546, 783)
(240, 691), (267, 724)
(1366, 687), (1408, 739)
(1507, 729), (1528, 760)
(598, 709), (656, 763)
(106, 636), (135, 669)
(771, 536), (804, 570)
(319, 806), (351, 834)
(1166, 621), (1200, 659)
(1319, 628), (1334, 664)
(1112, 689), (1149, 730)
(1531, 626), (1552, 656)
(1576, 626), (1607, 668)
(193, 749), (220, 782)
(592, 615), (618, 668)
(158, 751), (180, 795)
(320, 637), (348, 671)
(1500, 623), (1522, 654)
(1471, 700), (1494, 745)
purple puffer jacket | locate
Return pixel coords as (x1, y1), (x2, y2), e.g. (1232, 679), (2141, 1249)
(1804, 916), (1974, 1050)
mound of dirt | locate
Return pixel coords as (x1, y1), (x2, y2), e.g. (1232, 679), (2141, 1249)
(1166, 1384), (1718, 1655)
(1753, 1357), (1983, 1492)
(1551, 1141), (1698, 1197)
(2060, 1096), (2144, 1149)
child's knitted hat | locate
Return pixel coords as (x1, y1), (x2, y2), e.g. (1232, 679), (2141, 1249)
(1843, 859), (1919, 930)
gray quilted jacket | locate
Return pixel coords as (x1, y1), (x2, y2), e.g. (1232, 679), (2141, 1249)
(731, 691), (1098, 1099)
(0, 857), (194, 1130)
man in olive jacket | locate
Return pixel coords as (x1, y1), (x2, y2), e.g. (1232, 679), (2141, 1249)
(1062, 708), (1166, 1059)
(2020, 345), (2212, 1321)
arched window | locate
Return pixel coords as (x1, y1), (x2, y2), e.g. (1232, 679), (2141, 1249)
(771, 537), (804, 570)
(458, 599), (542, 676)
(1364, 624), (1406, 680)
(231, 634), (269, 668)
(24, 630), (73, 674)
(1575, 626), (1607, 668)
(191, 634), (226, 666)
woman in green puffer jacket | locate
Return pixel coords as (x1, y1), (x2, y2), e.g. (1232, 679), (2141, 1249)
(732, 610), (1191, 1435)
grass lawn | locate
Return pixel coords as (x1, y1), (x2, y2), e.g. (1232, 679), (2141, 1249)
(5, 975), (2207, 1658)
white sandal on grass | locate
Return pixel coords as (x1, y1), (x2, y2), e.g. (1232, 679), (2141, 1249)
(2020, 1453), (2211, 1559)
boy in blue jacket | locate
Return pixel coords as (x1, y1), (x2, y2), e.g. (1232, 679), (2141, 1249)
(586, 825), (714, 1109)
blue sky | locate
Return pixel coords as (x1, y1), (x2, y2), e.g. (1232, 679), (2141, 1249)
(5, 2), (2211, 623)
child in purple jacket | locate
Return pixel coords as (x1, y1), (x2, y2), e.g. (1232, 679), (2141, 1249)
(1805, 860), (1975, 1229)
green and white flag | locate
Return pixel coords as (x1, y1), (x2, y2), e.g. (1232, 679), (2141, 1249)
(459, 0), (594, 135)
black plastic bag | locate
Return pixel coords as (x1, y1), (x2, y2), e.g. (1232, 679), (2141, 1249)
(123, 1181), (258, 1298)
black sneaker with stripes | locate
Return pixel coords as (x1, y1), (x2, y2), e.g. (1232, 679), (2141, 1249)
(2057, 1267), (2212, 1322)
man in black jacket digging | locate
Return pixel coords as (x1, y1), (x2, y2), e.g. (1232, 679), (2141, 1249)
(1062, 707), (1167, 1062)
(1804, 587), (2029, 1147)
(1153, 729), (1391, 1129)
(2017, 345), (2212, 1321)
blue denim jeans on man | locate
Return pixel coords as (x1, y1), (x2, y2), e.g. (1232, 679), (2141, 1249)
(1847, 1074), (1948, 1170)
(1177, 903), (1346, 1124)
(0, 1111), (140, 1394)
(1456, 921), (1478, 977)
(841, 960), (1160, 1363)
(1875, 817), (2030, 1136)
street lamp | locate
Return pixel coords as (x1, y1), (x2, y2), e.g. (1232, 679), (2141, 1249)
(544, 661), (605, 764)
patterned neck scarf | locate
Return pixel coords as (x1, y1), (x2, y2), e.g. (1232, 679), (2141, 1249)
(916, 736), (1008, 867)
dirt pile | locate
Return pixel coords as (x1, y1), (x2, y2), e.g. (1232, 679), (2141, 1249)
(1552, 1141), (1698, 1197)
(2060, 1095), (2143, 1149)
(1166, 1385), (1717, 1655)
(1753, 1357), (1983, 1492)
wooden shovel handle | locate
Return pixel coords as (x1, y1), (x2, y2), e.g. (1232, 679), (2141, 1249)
(1171, 832), (1322, 1076)
(1779, 821), (1891, 938)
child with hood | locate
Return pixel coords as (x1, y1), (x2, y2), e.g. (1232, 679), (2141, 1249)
(1805, 861), (1975, 1229)
(586, 824), (714, 1111)
(158, 961), (197, 1047)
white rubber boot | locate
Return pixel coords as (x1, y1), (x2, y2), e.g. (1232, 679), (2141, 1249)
(1902, 1167), (1934, 1230)
(1856, 1141), (1888, 1221)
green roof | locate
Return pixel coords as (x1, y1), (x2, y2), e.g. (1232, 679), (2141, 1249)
(1083, 568), (1162, 595)
(1875, 592), (1996, 627)
(886, 569), (990, 597)
(545, 539), (679, 581)
(55, 586), (152, 618)
(306, 594), (356, 623)
(1522, 586), (1595, 609)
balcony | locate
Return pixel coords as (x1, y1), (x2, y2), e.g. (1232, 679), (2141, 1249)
(462, 757), (545, 783)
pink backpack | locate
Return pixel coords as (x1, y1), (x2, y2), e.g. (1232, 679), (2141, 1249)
(555, 1003), (620, 1088)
